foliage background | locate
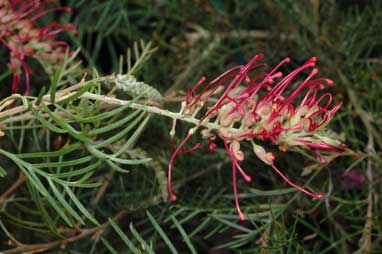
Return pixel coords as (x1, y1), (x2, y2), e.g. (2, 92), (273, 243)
(0, 0), (381, 253)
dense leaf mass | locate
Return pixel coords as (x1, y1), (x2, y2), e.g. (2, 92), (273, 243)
(0, 1), (381, 253)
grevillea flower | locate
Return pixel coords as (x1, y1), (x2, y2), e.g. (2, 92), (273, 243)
(168, 54), (346, 220)
(0, 0), (77, 94)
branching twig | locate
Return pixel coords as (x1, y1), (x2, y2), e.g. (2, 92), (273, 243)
(92, 171), (115, 207)
(0, 172), (26, 203)
(2, 210), (127, 254)
(358, 133), (375, 254)
(0, 76), (113, 121)
(80, 92), (239, 134)
(339, 71), (377, 254)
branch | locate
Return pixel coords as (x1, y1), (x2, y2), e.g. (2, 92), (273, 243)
(0, 172), (26, 203)
(80, 92), (240, 134)
(0, 76), (113, 121)
(357, 133), (375, 254)
(2, 211), (127, 254)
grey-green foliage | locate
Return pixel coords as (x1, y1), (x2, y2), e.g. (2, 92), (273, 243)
(102, 40), (163, 101)
(0, 84), (151, 230)
(0, 40), (159, 239)
(1, 1), (382, 253)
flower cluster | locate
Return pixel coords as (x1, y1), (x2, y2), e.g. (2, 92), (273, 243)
(168, 54), (346, 220)
(0, 0), (77, 94)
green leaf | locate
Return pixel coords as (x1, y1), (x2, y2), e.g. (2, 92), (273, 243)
(109, 157), (151, 165)
(211, 215), (252, 233)
(0, 218), (21, 244)
(36, 86), (46, 105)
(0, 164), (6, 177)
(108, 219), (140, 254)
(63, 185), (99, 225)
(112, 114), (151, 157)
(47, 179), (84, 225)
(50, 68), (61, 104)
(28, 183), (57, 232)
(129, 223), (155, 254)
(20, 162), (49, 196)
(101, 237), (119, 254)
(31, 106), (68, 134)
(56, 180), (101, 188)
(146, 211), (178, 254)
(0, 70), (11, 82)
(50, 160), (102, 178)
(170, 215), (197, 254)
(88, 109), (141, 136)
(59, 81), (94, 105)
(45, 193), (73, 226)
(106, 160), (130, 174)
(17, 143), (81, 158)
(95, 1), (112, 30)
(86, 144), (151, 165)
(53, 170), (101, 188)
(93, 111), (146, 148)
(42, 103), (91, 143)
(55, 98), (134, 124)
(33, 155), (93, 168)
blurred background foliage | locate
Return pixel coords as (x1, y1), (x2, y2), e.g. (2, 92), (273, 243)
(0, 0), (381, 253)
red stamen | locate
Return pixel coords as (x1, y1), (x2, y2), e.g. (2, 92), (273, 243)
(186, 76), (206, 103)
(271, 164), (324, 199)
(296, 140), (342, 152)
(304, 148), (327, 164)
(232, 162), (245, 220)
(201, 55), (265, 121)
(313, 93), (333, 109)
(330, 102), (343, 116)
(267, 57), (290, 77)
(177, 143), (202, 155)
(263, 60), (316, 104)
(284, 68), (319, 105)
(307, 108), (329, 131)
(300, 84), (321, 107)
(168, 134), (193, 201)
(31, 7), (72, 22)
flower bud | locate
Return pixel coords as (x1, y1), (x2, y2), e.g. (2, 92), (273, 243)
(252, 143), (275, 165)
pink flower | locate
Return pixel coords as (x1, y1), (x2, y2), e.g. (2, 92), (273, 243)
(168, 54), (346, 220)
(340, 169), (366, 190)
(0, 0), (77, 94)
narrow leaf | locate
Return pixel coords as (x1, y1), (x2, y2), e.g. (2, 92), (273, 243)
(63, 185), (99, 225)
(101, 237), (118, 254)
(48, 179), (84, 225)
(146, 211), (178, 254)
(129, 223), (155, 254)
(170, 215), (197, 254)
(108, 219), (140, 254)
(50, 68), (61, 104)
(17, 143), (81, 158)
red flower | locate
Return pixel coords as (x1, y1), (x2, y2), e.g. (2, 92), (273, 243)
(0, 0), (77, 94)
(168, 54), (346, 220)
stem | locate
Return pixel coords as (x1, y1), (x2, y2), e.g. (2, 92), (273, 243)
(80, 92), (240, 134)
(271, 164), (324, 199)
(0, 172), (26, 202)
(0, 79), (241, 135)
(0, 76), (114, 120)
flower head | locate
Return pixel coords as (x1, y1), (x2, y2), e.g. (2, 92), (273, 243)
(0, 0), (77, 94)
(168, 54), (346, 220)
